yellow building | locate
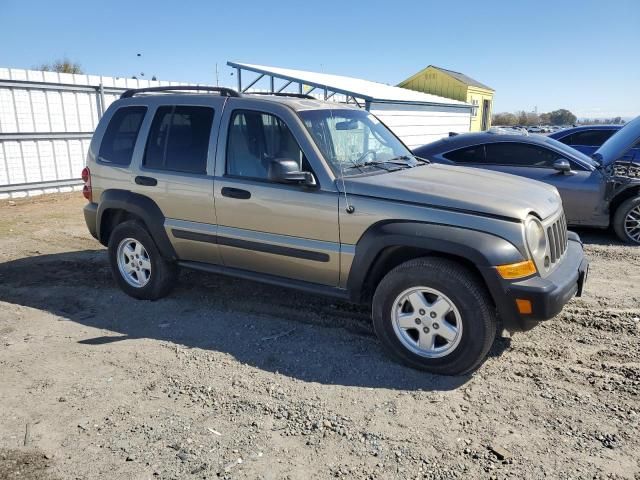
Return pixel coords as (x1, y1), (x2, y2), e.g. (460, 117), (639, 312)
(398, 66), (494, 131)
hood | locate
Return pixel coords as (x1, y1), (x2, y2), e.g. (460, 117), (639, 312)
(595, 115), (640, 165)
(341, 163), (561, 221)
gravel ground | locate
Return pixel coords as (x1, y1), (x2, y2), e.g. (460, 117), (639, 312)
(0, 193), (638, 480)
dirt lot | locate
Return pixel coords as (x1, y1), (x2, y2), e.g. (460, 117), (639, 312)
(0, 193), (638, 480)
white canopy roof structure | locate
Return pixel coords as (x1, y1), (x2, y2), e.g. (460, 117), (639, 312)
(227, 61), (470, 109)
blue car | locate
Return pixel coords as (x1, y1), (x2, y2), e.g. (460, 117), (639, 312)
(549, 125), (640, 162)
(412, 118), (640, 243)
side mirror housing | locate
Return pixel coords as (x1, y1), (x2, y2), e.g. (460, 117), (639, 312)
(553, 159), (572, 174)
(268, 158), (315, 185)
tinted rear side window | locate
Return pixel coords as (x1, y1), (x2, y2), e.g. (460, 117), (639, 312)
(144, 105), (214, 174)
(443, 145), (486, 163)
(485, 142), (559, 167)
(560, 129), (616, 147)
(98, 106), (146, 165)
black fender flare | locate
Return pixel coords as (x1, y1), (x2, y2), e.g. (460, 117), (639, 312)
(96, 189), (177, 260)
(346, 221), (525, 302)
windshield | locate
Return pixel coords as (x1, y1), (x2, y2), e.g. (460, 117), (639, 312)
(542, 136), (600, 168)
(298, 109), (412, 176)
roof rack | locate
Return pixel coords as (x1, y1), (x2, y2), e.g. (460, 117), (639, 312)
(246, 92), (317, 100)
(120, 86), (241, 99)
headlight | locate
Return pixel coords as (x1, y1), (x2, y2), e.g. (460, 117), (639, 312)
(525, 217), (547, 261)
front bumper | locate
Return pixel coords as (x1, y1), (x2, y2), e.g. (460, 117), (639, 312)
(482, 232), (588, 331)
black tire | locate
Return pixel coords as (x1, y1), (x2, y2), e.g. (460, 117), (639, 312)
(372, 257), (497, 376)
(613, 196), (640, 245)
(107, 220), (178, 300)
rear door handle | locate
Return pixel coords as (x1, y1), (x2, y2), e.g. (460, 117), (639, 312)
(135, 176), (157, 186)
(221, 187), (251, 199)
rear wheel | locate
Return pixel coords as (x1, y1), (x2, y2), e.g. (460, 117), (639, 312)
(372, 257), (497, 375)
(613, 196), (640, 244)
(108, 220), (178, 300)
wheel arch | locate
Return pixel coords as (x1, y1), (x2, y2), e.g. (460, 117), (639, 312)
(610, 184), (640, 219)
(97, 189), (177, 260)
(347, 221), (525, 306)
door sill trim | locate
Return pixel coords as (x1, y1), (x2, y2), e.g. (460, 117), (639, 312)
(177, 260), (350, 300)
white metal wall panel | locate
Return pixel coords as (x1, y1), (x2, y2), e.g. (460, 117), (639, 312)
(0, 67), (200, 198)
(14, 89), (35, 132)
(4, 142), (25, 184)
(0, 89), (17, 132)
(0, 143), (8, 185)
(38, 141), (56, 181)
(48, 92), (66, 131)
(370, 102), (471, 149)
(21, 141), (41, 183)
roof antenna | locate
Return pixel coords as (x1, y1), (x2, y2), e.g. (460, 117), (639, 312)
(330, 108), (355, 214)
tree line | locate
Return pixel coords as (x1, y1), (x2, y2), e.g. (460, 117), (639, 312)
(493, 109), (626, 126)
(493, 109), (578, 126)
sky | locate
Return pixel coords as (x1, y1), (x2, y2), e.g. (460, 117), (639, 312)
(1, 0), (638, 119)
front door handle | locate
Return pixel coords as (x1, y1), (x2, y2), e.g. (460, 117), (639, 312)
(135, 176), (157, 186)
(221, 187), (251, 199)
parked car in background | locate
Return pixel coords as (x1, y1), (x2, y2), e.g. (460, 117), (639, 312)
(527, 126), (545, 133)
(489, 126), (528, 135)
(549, 125), (640, 162)
(413, 117), (640, 244)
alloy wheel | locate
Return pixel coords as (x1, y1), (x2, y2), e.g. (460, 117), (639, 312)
(117, 237), (152, 288)
(392, 286), (463, 358)
(624, 205), (640, 243)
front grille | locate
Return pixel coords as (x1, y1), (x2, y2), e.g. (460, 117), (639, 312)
(546, 213), (568, 264)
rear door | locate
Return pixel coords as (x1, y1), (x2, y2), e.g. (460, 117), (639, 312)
(213, 99), (340, 286)
(132, 98), (223, 264)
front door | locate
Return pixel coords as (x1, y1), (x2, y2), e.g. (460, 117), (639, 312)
(213, 104), (340, 286)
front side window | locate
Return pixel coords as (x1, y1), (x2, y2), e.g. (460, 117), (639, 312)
(226, 110), (309, 179)
(299, 109), (411, 176)
(484, 142), (560, 167)
(98, 106), (146, 165)
(144, 105), (214, 174)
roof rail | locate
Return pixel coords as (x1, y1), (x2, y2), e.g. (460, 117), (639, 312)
(120, 86), (241, 99)
(246, 92), (317, 100)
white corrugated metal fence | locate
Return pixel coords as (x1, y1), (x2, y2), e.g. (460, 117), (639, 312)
(0, 68), (190, 198)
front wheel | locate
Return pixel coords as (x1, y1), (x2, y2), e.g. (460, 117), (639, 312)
(372, 257), (497, 375)
(613, 196), (640, 244)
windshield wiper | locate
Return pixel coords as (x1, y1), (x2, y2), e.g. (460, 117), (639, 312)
(369, 155), (430, 167)
(343, 154), (429, 173)
(343, 161), (402, 172)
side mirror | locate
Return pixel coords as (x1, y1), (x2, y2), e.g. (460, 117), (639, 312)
(553, 159), (572, 174)
(268, 158), (315, 185)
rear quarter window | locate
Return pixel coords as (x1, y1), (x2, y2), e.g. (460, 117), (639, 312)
(98, 106), (147, 166)
(443, 145), (486, 163)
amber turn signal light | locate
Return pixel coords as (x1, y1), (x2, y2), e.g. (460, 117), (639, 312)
(515, 298), (533, 314)
(496, 260), (537, 280)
